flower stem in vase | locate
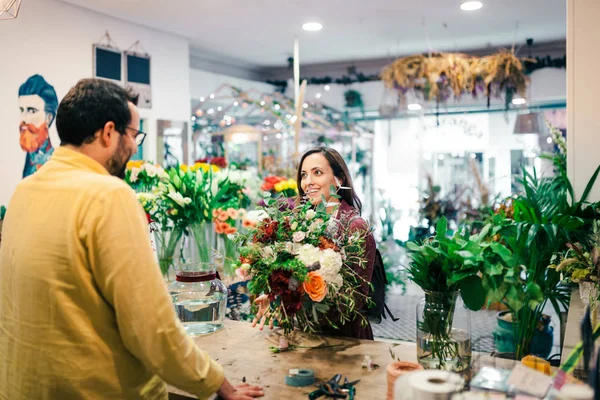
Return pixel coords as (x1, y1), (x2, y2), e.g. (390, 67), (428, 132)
(154, 227), (184, 279)
(417, 291), (470, 372)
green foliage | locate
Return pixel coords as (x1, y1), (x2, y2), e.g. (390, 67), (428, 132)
(406, 217), (485, 311)
(0, 206), (5, 220)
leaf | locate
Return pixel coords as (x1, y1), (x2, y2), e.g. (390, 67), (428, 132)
(436, 217), (448, 239)
(460, 275), (486, 311)
(489, 242), (515, 266)
(579, 164), (600, 204)
(525, 282), (544, 308)
(485, 262), (504, 276)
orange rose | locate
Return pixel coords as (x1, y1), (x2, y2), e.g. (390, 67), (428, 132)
(227, 208), (238, 218)
(303, 271), (328, 302)
(214, 222), (224, 234)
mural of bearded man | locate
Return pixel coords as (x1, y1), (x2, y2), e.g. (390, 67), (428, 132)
(18, 75), (58, 178)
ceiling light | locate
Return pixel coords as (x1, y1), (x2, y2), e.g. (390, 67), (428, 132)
(302, 22), (323, 32)
(217, 106), (222, 111)
(460, 1), (483, 11)
(200, 97), (205, 102)
(233, 101), (239, 106)
(547, 137), (553, 144)
(316, 93), (322, 99)
(407, 103), (422, 111)
(303, 103), (309, 109)
(209, 93), (215, 99)
(512, 98), (526, 105)
(276, 133), (282, 139)
(324, 85), (331, 91)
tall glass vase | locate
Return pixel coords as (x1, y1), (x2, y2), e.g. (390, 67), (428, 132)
(153, 225), (184, 281)
(416, 291), (471, 372)
(180, 222), (217, 266)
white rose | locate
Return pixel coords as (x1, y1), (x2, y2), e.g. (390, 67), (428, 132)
(167, 192), (187, 207)
(246, 209), (269, 223)
(306, 209), (316, 220)
(293, 231), (306, 243)
(130, 167), (141, 183)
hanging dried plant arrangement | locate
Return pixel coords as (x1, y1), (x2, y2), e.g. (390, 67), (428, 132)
(381, 49), (532, 110)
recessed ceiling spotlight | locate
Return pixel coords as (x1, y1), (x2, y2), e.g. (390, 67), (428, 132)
(512, 98), (527, 105)
(302, 22), (323, 32)
(460, 1), (483, 11)
(407, 103), (422, 111)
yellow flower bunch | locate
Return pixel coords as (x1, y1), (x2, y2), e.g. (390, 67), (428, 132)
(126, 160), (145, 170)
(180, 163), (220, 174)
(274, 179), (298, 193)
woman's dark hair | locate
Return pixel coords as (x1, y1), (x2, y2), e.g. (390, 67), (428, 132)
(56, 79), (138, 146)
(296, 146), (362, 213)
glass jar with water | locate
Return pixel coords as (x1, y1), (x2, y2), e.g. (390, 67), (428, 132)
(169, 262), (228, 336)
(416, 290), (471, 372)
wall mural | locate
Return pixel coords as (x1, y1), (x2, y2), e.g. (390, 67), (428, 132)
(18, 75), (58, 178)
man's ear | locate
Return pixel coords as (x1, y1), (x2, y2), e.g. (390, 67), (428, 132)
(97, 121), (116, 148)
(45, 113), (53, 127)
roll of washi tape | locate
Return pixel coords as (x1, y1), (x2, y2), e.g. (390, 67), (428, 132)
(285, 368), (316, 387)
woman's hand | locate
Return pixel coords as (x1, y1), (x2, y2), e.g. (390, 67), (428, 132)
(251, 294), (274, 330)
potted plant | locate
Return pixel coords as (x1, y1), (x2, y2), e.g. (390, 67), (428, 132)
(474, 162), (600, 359)
(406, 217), (486, 372)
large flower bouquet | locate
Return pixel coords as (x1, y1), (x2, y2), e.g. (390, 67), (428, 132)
(234, 196), (372, 334)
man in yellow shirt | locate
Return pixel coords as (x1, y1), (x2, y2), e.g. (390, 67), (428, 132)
(0, 79), (263, 400)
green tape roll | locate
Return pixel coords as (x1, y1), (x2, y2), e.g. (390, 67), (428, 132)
(285, 368), (315, 387)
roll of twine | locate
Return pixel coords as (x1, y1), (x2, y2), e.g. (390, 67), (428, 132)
(387, 361), (423, 400)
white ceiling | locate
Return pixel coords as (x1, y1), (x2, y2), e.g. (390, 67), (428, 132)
(61, 0), (566, 68)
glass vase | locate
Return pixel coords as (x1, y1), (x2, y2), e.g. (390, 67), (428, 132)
(153, 225), (184, 281)
(416, 291), (471, 372)
(179, 222), (217, 265)
(168, 262), (228, 336)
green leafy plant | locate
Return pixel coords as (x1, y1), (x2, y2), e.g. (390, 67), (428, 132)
(0, 206), (6, 220)
(474, 162), (600, 359)
(407, 218), (486, 370)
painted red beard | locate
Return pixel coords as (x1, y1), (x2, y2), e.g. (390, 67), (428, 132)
(20, 122), (49, 152)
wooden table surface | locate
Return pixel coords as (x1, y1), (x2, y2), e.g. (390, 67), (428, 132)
(168, 320), (519, 400)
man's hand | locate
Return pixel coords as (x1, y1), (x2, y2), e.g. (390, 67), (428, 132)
(217, 378), (264, 399)
(251, 294), (274, 331)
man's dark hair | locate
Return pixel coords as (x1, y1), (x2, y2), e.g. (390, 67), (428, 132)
(18, 75), (59, 127)
(56, 79), (138, 146)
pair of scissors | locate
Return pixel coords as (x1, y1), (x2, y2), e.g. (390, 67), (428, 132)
(308, 374), (359, 399)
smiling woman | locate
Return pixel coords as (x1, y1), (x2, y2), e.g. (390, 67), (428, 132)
(294, 146), (376, 339)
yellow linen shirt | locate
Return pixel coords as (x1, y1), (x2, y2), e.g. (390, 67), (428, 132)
(0, 147), (224, 399)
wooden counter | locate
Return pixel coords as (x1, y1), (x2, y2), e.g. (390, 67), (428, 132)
(168, 320), (519, 399)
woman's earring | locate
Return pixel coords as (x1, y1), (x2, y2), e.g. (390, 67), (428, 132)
(335, 177), (350, 190)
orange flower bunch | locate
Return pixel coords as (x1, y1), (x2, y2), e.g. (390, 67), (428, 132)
(212, 207), (250, 235)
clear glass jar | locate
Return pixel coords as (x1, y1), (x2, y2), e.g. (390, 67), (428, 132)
(169, 262), (228, 336)
(416, 290), (471, 372)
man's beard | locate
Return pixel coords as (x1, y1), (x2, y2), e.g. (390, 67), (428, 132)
(20, 122), (50, 152)
(106, 136), (132, 179)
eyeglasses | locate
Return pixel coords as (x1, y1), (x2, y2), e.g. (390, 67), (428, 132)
(126, 127), (147, 147)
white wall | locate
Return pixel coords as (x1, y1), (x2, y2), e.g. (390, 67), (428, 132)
(190, 68), (275, 101)
(0, 0), (191, 207)
(567, 0), (600, 202)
